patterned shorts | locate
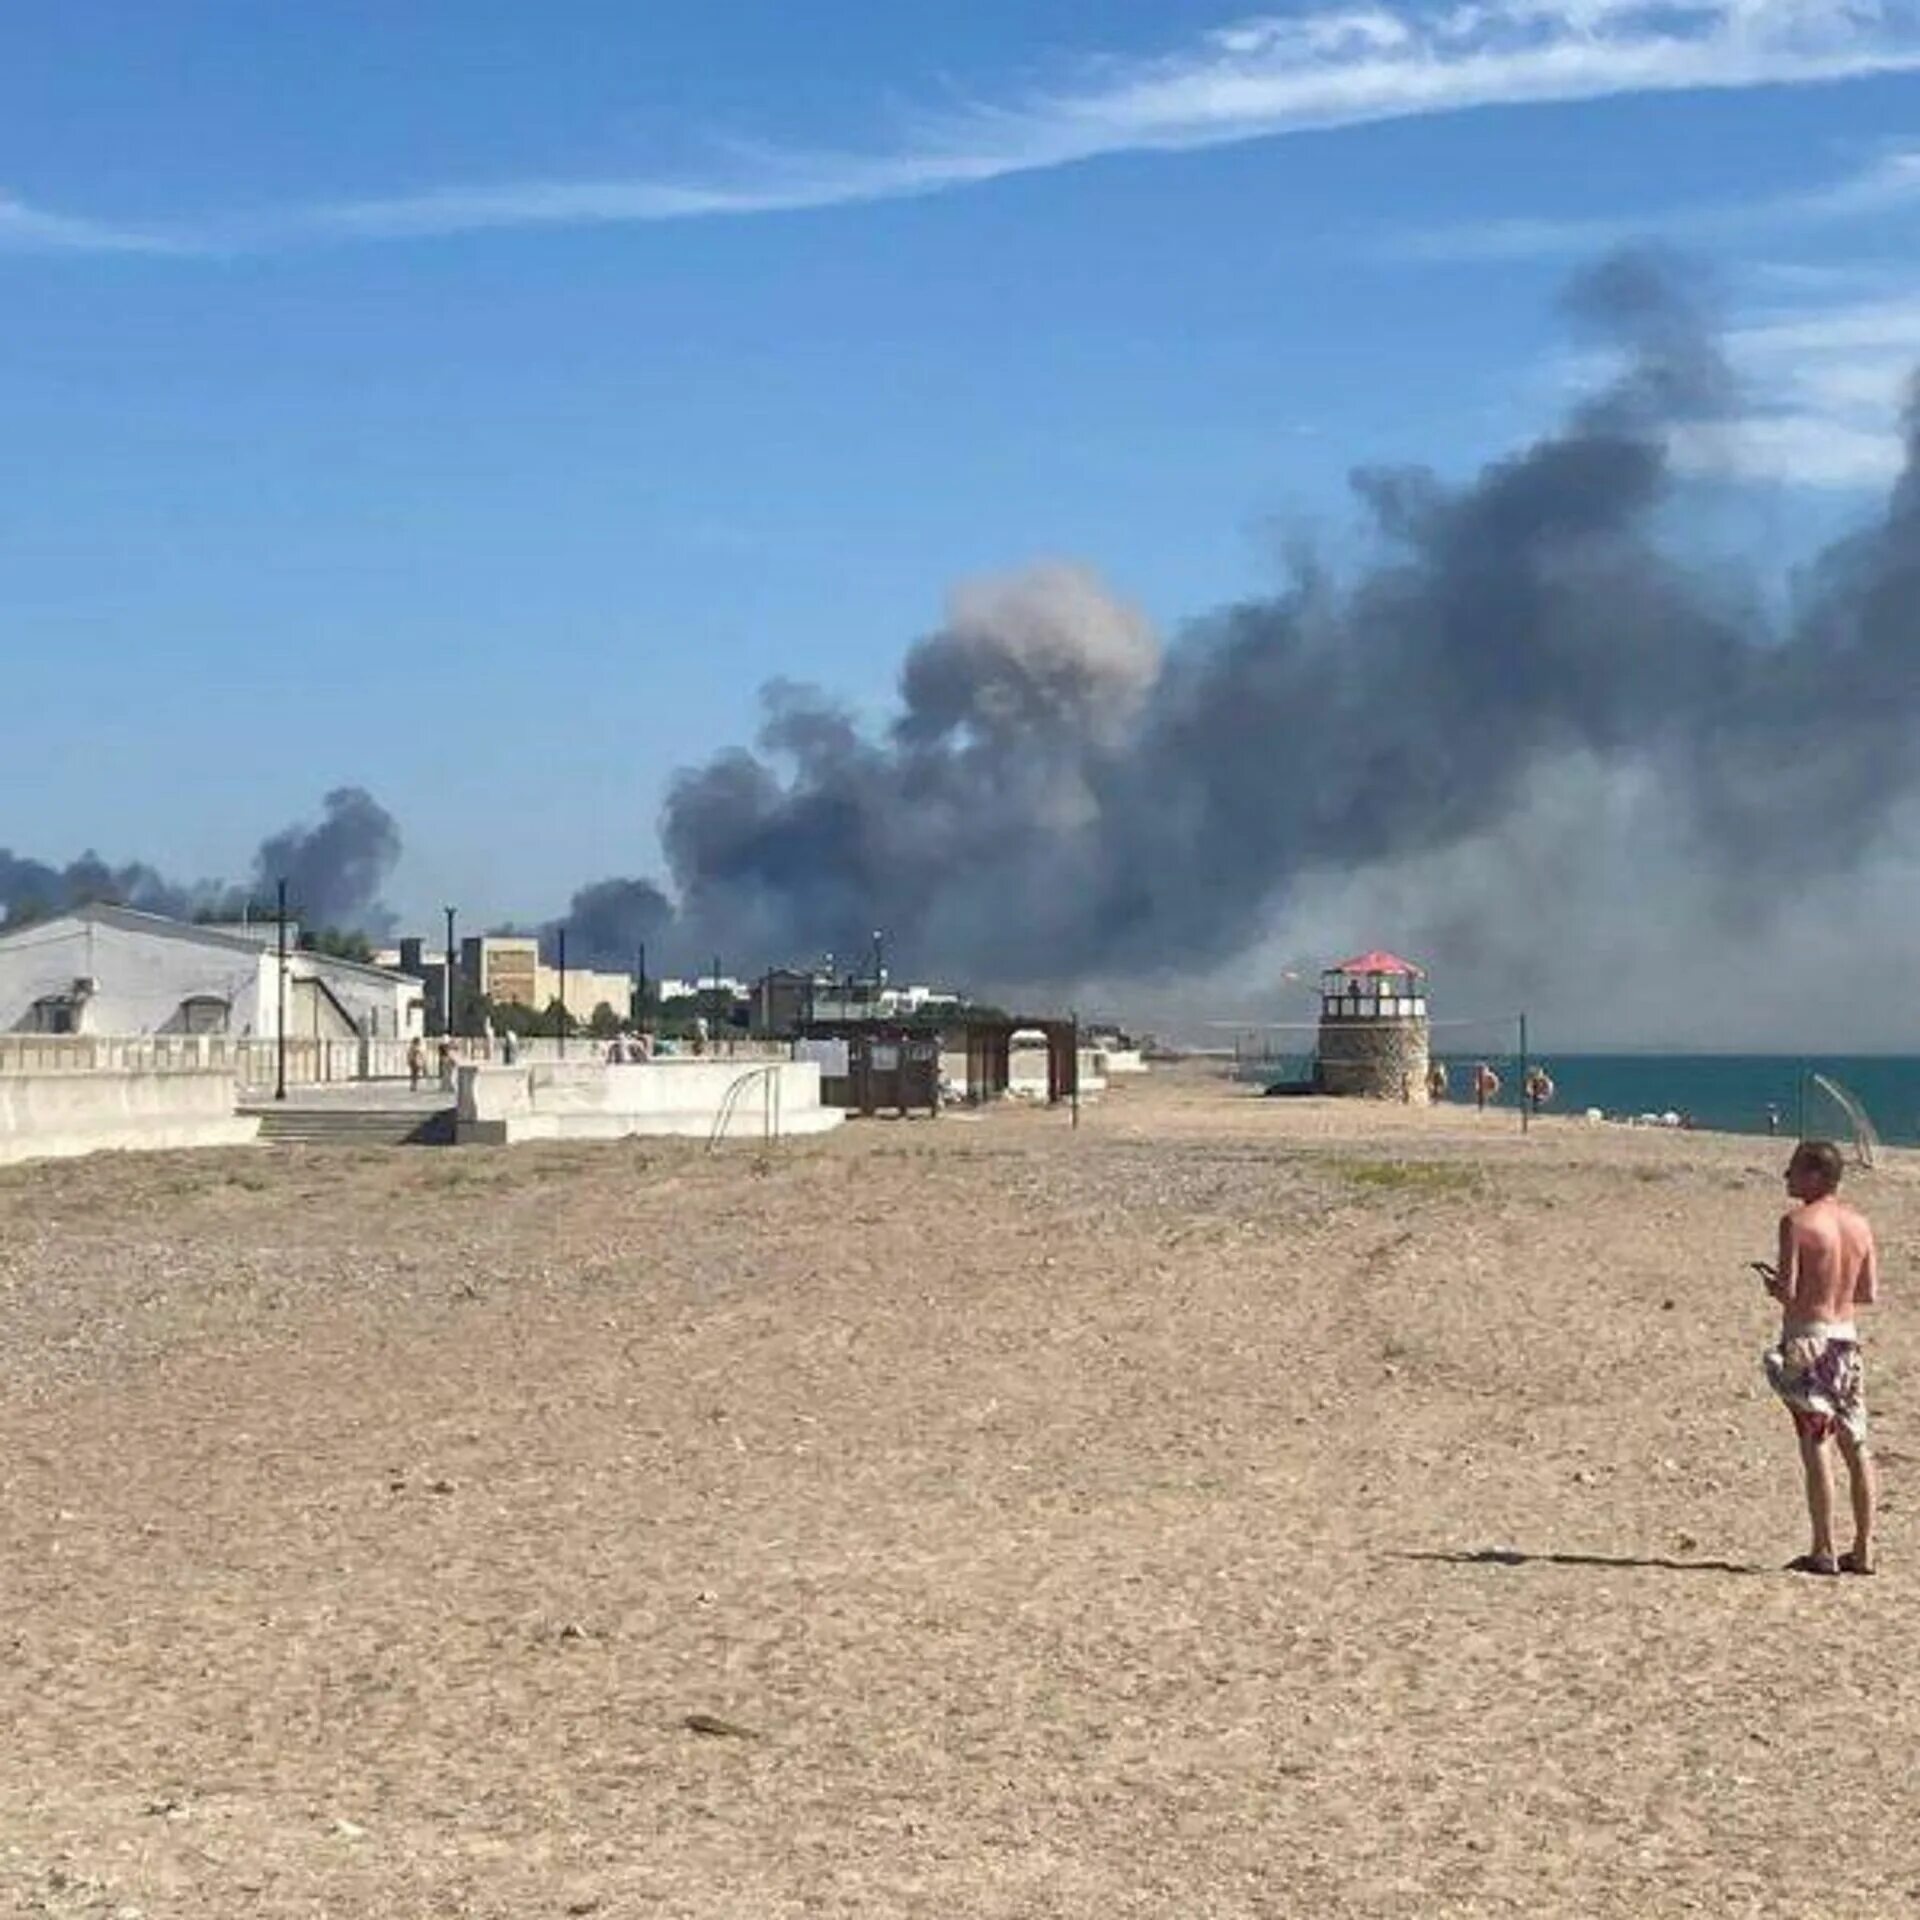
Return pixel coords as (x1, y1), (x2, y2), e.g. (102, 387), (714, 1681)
(1765, 1334), (1867, 1444)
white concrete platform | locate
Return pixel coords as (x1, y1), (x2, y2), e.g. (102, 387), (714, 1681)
(456, 1058), (844, 1145)
(0, 1069), (260, 1166)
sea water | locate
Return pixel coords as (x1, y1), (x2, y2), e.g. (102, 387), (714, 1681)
(1436, 1053), (1920, 1147)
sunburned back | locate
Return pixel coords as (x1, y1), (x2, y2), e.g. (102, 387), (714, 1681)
(1786, 1198), (1876, 1324)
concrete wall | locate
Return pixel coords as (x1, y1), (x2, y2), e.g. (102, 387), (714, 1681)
(0, 1033), (416, 1088)
(0, 1069), (259, 1166)
(1004, 1048), (1110, 1099)
(944, 1045), (1120, 1101)
(457, 1058), (843, 1144)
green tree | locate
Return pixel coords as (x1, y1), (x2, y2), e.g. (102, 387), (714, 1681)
(298, 926), (376, 964)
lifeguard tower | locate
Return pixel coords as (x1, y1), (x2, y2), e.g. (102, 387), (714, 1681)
(1316, 950), (1431, 1103)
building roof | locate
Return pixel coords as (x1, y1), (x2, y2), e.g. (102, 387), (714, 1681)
(0, 902), (414, 987)
(1328, 949), (1425, 978)
(0, 901), (270, 957)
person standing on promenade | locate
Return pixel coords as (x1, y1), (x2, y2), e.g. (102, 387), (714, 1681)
(1757, 1140), (1879, 1575)
(407, 1035), (425, 1092)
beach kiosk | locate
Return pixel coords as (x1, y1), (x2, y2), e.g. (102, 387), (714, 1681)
(1316, 950), (1431, 1103)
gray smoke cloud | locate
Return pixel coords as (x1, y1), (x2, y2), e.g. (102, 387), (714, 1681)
(250, 787), (401, 933)
(623, 249), (1920, 1040)
(0, 786), (402, 935)
(545, 875), (675, 970)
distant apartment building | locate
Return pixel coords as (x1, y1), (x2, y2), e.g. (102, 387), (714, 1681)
(462, 936), (540, 1009)
(390, 932), (635, 1032)
(535, 961), (632, 1026)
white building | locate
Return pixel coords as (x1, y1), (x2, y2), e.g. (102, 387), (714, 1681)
(0, 904), (422, 1040)
(806, 981), (959, 1022)
(654, 976), (748, 1003)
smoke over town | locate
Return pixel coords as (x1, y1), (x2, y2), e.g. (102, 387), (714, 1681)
(9, 252), (1919, 1045)
(576, 250), (1919, 1039)
(0, 787), (401, 936)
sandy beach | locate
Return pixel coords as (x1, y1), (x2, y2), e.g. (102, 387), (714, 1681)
(3, 1064), (1917, 1918)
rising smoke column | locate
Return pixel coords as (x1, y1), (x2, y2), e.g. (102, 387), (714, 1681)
(547, 875), (675, 970)
(627, 249), (1920, 1016)
(251, 786), (401, 932)
(661, 563), (1160, 974)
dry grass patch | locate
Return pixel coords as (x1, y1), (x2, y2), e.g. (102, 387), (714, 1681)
(1331, 1156), (1484, 1196)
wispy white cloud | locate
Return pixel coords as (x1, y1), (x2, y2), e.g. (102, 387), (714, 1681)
(1402, 142), (1920, 260)
(1670, 410), (1906, 485)
(1666, 287), (1920, 486)
(309, 0), (1920, 241)
(1538, 275), (1919, 486)
(0, 191), (187, 256)
(1730, 287), (1920, 356)
(15, 0), (1920, 255)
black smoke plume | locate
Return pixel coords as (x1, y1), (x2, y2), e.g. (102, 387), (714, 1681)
(251, 787), (401, 933)
(609, 251), (1920, 1037)
(544, 876), (675, 970)
(0, 787), (402, 935)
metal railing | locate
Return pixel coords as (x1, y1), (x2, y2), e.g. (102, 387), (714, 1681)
(706, 1064), (784, 1151)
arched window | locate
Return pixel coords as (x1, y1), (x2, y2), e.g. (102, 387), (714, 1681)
(177, 995), (231, 1035)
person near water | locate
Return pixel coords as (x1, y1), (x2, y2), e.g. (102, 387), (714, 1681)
(1523, 1064), (1554, 1114)
(1757, 1139), (1880, 1575)
(1472, 1061), (1500, 1112)
(1426, 1060), (1450, 1103)
(1766, 1104), (1782, 1137)
(407, 1035), (426, 1092)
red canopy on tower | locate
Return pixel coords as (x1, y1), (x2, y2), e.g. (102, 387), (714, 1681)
(1329, 950), (1424, 977)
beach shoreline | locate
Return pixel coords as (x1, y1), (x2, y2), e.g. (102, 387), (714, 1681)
(2, 1060), (1915, 1916)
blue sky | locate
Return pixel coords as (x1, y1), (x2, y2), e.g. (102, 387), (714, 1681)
(7, 0), (1920, 940)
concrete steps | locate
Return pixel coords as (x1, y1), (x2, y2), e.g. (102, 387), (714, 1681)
(250, 1107), (454, 1148)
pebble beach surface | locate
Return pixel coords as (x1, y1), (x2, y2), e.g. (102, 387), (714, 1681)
(3, 1064), (1917, 1918)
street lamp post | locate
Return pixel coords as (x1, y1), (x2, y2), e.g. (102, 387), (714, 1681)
(557, 927), (569, 1057)
(274, 877), (289, 1102)
(443, 905), (457, 1041)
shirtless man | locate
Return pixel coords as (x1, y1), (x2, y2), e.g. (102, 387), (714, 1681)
(1757, 1140), (1879, 1575)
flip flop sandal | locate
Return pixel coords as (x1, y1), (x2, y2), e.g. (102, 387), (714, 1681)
(1787, 1554), (1840, 1576)
(1838, 1551), (1877, 1576)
